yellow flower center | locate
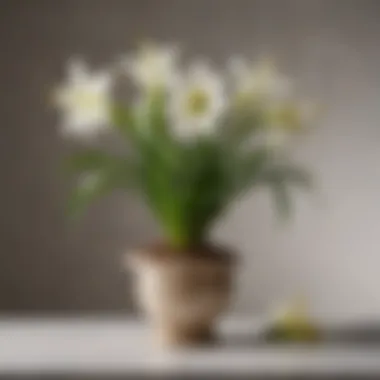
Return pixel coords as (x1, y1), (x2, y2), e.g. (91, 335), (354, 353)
(186, 88), (210, 116)
(72, 90), (102, 110)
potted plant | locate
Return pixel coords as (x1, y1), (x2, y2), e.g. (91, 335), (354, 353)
(54, 43), (313, 348)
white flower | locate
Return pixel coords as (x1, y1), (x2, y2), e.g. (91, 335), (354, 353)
(54, 59), (112, 138)
(122, 43), (179, 91)
(229, 57), (291, 105)
(169, 61), (226, 139)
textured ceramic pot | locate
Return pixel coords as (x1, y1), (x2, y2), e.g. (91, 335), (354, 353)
(125, 243), (235, 348)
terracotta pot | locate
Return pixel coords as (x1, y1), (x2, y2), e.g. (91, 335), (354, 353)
(125, 243), (235, 348)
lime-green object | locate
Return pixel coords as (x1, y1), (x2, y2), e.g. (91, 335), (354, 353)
(265, 299), (321, 343)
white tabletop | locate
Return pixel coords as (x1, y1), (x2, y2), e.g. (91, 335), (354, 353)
(1, 317), (380, 376)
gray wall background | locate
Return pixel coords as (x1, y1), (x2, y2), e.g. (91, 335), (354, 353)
(1, 0), (380, 318)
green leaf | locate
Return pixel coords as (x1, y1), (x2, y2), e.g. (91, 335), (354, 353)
(260, 164), (312, 190)
(260, 163), (311, 220)
(67, 171), (115, 220)
(222, 107), (265, 147)
(147, 89), (167, 135)
(64, 150), (137, 220)
(111, 104), (135, 140)
(229, 148), (271, 197)
(64, 150), (112, 176)
(271, 181), (292, 220)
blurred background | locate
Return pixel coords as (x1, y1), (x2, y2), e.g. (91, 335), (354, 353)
(0, 0), (379, 319)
